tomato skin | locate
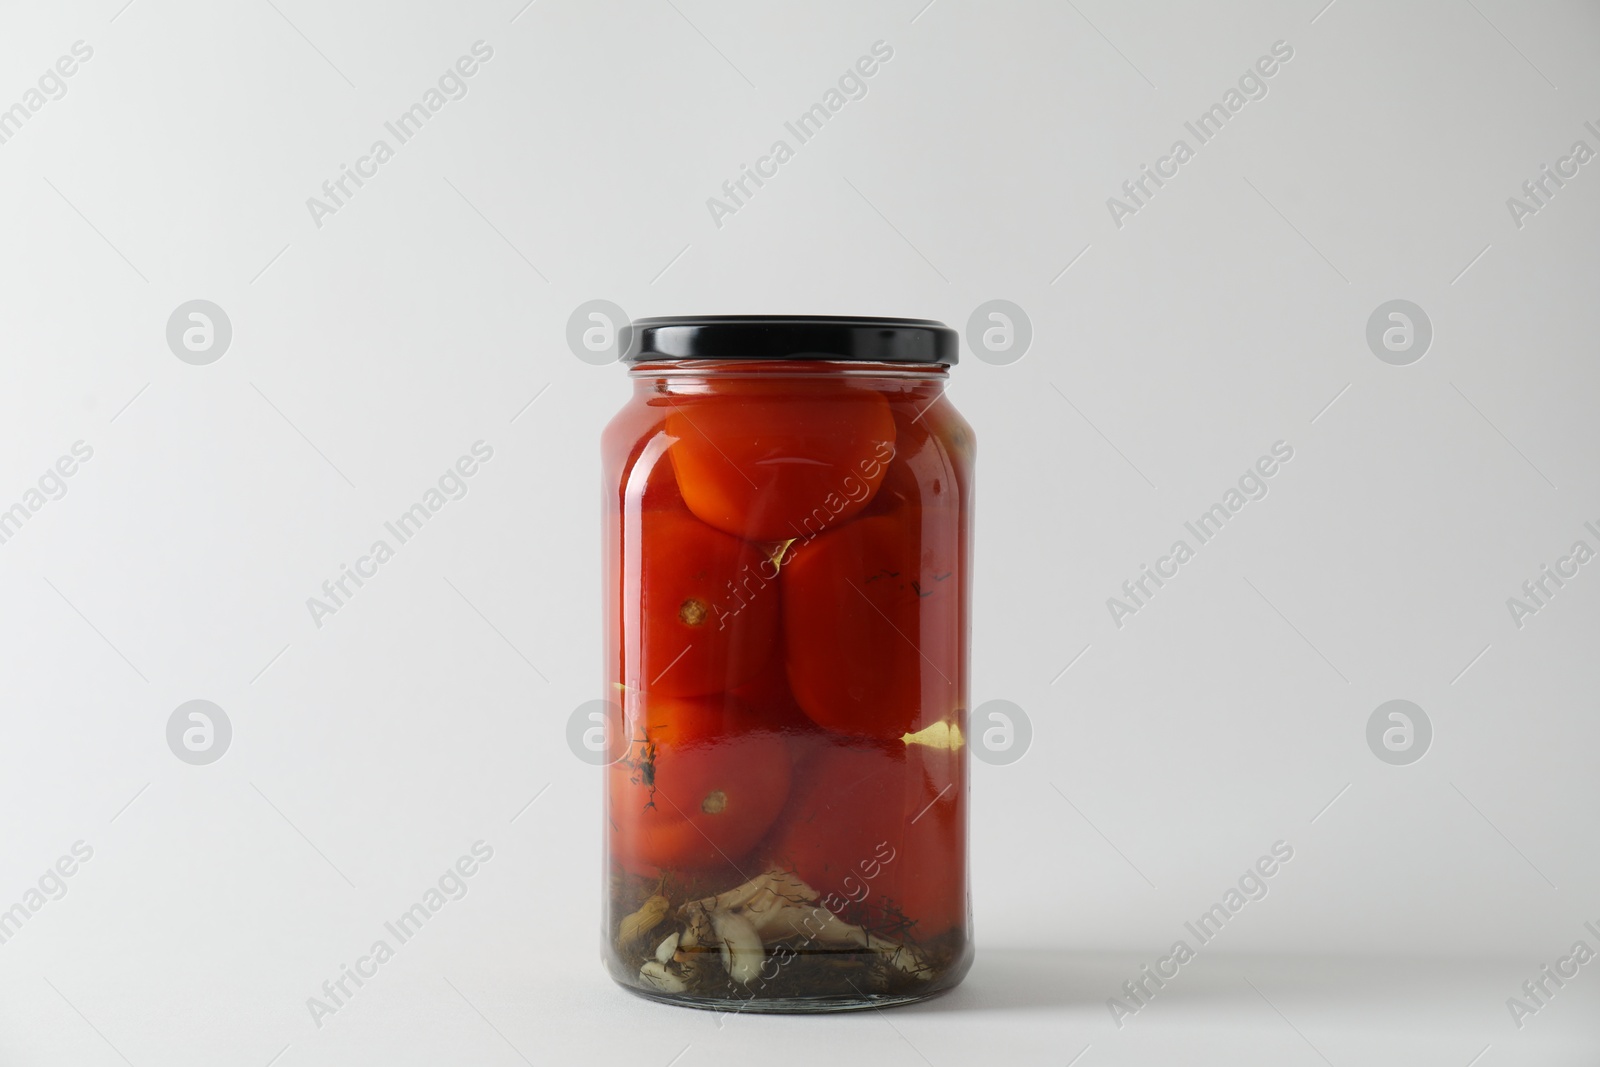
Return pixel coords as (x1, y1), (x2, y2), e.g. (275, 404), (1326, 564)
(780, 513), (960, 740)
(665, 382), (897, 541)
(863, 395), (970, 522)
(766, 741), (964, 938)
(638, 510), (779, 697)
(611, 696), (792, 876)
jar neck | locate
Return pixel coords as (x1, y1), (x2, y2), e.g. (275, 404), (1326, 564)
(629, 359), (948, 397)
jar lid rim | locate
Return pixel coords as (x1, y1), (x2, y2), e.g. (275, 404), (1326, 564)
(620, 316), (958, 365)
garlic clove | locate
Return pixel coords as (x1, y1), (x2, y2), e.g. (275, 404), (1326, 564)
(654, 931), (680, 963)
(901, 719), (965, 751)
(638, 960), (688, 993)
(709, 910), (765, 985)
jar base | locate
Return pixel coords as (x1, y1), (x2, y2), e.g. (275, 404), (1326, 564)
(618, 979), (960, 1015)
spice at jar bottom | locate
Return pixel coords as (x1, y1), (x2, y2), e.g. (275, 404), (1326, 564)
(600, 317), (974, 1013)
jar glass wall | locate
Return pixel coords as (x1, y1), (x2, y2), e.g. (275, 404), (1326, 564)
(601, 345), (973, 1013)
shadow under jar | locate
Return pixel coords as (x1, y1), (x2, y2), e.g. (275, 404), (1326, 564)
(600, 317), (975, 1013)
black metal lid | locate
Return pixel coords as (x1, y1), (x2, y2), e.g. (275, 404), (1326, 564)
(621, 315), (958, 365)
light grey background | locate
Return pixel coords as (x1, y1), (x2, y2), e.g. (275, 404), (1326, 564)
(1, 0), (1597, 1063)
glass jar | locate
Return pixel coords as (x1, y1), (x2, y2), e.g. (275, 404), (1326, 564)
(600, 316), (974, 1013)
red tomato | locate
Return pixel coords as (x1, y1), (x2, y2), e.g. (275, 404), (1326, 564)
(765, 741), (965, 938)
(635, 509), (779, 697)
(607, 421), (681, 690)
(863, 394), (970, 521)
(665, 380), (897, 541)
(611, 695), (792, 875)
(781, 512), (960, 739)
